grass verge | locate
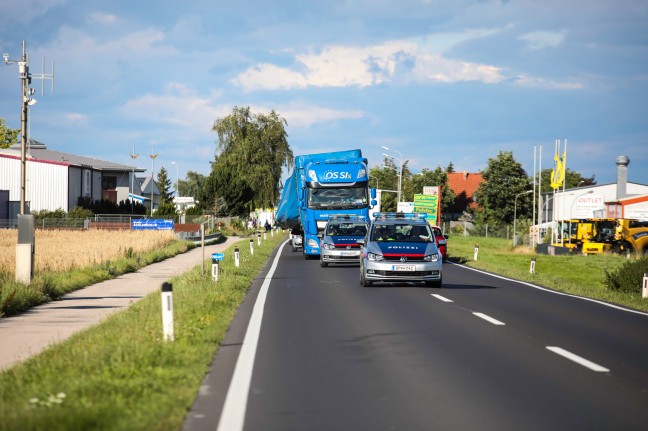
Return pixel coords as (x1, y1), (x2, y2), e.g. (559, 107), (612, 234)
(0, 233), (286, 431)
(447, 235), (648, 313)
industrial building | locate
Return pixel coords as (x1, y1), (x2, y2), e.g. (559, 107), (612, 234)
(0, 140), (157, 220)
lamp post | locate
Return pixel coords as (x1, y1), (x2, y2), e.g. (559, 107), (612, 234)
(568, 190), (594, 245)
(149, 151), (159, 214)
(514, 190), (533, 247)
(129, 147), (139, 213)
(171, 161), (179, 201)
(381, 146), (403, 203)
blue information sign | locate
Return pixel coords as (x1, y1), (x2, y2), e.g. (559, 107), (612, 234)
(211, 253), (225, 261)
(131, 219), (175, 231)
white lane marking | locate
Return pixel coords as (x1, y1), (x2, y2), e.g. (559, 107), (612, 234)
(449, 261), (648, 317)
(431, 294), (453, 302)
(216, 240), (288, 431)
(473, 312), (506, 325)
(546, 346), (610, 372)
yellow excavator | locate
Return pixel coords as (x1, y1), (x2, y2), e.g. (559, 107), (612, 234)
(554, 218), (648, 256)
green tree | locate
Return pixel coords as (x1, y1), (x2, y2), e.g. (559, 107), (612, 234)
(446, 162), (455, 173)
(539, 168), (596, 192)
(409, 167), (456, 219)
(177, 171), (207, 200)
(156, 167), (174, 205)
(1, 118), (19, 149)
(210, 106), (293, 217)
(474, 151), (531, 225)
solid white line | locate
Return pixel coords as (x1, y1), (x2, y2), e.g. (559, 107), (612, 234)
(216, 240), (288, 431)
(431, 294), (453, 302)
(448, 261), (648, 317)
(546, 346), (610, 372)
(473, 312), (506, 325)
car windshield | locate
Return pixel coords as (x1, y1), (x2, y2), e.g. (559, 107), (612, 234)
(307, 187), (368, 209)
(371, 223), (433, 242)
(327, 222), (367, 236)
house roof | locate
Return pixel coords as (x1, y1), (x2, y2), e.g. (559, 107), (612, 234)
(0, 139), (146, 172)
(447, 171), (484, 210)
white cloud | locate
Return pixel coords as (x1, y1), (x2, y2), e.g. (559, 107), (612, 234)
(519, 30), (565, 50)
(268, 102), (365, 128)
(512, 74), (583, 90)
(0, 0), (66, 25)
(88, 12), (119, 25)
(233, 36), (506, 91)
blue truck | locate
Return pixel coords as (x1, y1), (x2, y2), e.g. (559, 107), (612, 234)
(275, 149), (376, 258)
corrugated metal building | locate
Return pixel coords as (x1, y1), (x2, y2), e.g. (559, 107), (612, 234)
(0, 140), (150, 219)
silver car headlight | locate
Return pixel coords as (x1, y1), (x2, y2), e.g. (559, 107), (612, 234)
(307, 239), (319, 248)
(424, 253), (440, 262)
(367, 252), (384, 261)
(322, 243), (335, 250)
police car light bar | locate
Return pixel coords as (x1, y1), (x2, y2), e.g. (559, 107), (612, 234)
(328, 215), (366, 221)
(372, 212), (427, 219)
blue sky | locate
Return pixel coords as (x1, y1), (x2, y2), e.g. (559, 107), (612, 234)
(1, 0), (647, 188)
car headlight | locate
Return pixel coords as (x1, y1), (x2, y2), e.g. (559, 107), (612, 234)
(307, 239), (319, 248)
(424, 253), (440, 262)
(322, 243), (335, 250)
(367, 252), (384, 261)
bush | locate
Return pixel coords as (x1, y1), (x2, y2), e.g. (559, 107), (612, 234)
(604, 257), (648, 293)
(68, 206), (93, 219)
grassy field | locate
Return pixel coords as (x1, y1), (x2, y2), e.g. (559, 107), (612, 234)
(0, 230), (192, 317)
(447, 234), (648, 312)
(0, 232), (287, 431)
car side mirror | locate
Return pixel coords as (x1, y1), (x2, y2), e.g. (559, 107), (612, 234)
(444, 234), (449, 239)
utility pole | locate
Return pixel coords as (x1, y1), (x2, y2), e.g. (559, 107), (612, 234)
(149, 152), (159, 215)
(3, 41), (54, 215)
(129, 147), (139, 213)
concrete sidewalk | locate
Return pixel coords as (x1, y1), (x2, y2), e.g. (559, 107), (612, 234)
(0, 237), (241, 372)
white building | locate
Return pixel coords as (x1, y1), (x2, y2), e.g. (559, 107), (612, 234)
(0, 140), (153, 219)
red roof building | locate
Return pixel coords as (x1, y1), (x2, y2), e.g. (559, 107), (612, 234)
(446, 171), (484, 216)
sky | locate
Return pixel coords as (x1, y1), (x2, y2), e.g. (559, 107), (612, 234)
(1, 0), (647, 190)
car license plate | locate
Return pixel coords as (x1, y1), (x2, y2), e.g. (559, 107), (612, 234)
(392, 265), (415, 271)
(341, 251), (358, 256)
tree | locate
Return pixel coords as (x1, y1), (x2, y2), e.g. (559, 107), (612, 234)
(474, 151), (531, 225)
(539, 168), (596, 193)
(177, 171), (207, 200)
(1, 118), (19, 149)
(370, 157), (401, 211)
(409, 167), (456, 219)
(446, 162), (455, 173)
(210, 106), (293, 217)
(156, 167), (174, 205)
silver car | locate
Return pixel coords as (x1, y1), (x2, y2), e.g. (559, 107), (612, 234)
(359, 213), (443, 287)
(319, 216), (368, 267)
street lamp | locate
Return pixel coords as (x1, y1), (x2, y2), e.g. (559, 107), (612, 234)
(513, 190), (532, 247)
(568, 190), (594, 246)
(129, 147), (139, 213)
(381, 146), (403, 203)
(171, 161), (179, 198)
(149, 151), (159, 214)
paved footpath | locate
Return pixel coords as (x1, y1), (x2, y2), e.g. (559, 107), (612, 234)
(0, 237), (241, 372)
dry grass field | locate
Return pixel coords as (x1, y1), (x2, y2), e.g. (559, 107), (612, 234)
(0, 229), (175, 274)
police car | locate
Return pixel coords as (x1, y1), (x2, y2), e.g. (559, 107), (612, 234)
(318, 216), (369, 267)
(359, 213), (442, 287)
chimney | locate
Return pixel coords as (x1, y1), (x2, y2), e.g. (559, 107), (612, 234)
(463, 171), (468, 180)
(616, 155), (630, 200)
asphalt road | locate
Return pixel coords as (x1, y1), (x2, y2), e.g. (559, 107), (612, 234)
(184, 241), (648, 431)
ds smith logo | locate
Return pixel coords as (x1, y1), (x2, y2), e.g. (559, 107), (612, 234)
(323, 170), (352, 180)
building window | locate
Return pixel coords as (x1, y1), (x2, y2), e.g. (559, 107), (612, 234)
(102, 176), (117, 190)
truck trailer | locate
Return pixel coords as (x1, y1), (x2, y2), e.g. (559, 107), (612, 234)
(275, 149), (376, 258)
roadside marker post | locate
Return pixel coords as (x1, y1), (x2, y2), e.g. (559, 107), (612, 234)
(257, 233), (261, 245)
(643, 273), (648, 299)
(161, 282), (174, 342)
(250, 239), (254, 255)
(474, 243), (479, 261)
(264, 231), (267, 241)
(234, 247), (240, 267)
(530, 258), (536, 274)
(211, 253), (224, 282)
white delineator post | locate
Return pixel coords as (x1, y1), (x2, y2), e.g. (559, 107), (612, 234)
(643, 273), (648, 299)
(530, 258), (536, 274)
(250, 239), (254, 255)
(257, 233), (261, 245)
(234, 247), (240, 267)
(474, 243), (479, 261)
(161, 282), (174, 342)
(211, 257), (219, 283)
